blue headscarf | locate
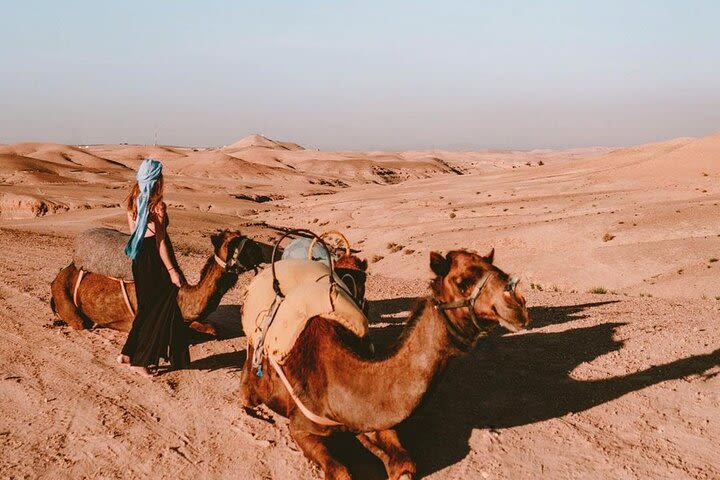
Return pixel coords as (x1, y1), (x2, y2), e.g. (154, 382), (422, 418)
(125, 158), (163, 260)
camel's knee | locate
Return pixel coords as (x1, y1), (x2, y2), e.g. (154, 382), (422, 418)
(238, 366), (261, 408)
(290, 429), (351, 480)
(363, 430), (416, 480)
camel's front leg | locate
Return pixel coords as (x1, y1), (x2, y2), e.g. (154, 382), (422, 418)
(50, 267), (91, 330)
(290, 428), (351, 480)
(357, 429), (416, 480)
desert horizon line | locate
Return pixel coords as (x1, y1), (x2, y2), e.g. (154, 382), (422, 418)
(3, 130), (719, 153)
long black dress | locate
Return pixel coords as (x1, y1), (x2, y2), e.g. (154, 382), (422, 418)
(121, 235), (190, 369)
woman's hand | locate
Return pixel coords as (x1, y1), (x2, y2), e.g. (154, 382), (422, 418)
(169, 268), (183, 288)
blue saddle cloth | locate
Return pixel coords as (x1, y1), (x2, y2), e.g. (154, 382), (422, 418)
(281, 237), (331, 266)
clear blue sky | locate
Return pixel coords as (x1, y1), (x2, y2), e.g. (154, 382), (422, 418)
(1, 1), (719, 150)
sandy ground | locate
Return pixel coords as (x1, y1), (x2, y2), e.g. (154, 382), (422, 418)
(1, 134), (719, 479)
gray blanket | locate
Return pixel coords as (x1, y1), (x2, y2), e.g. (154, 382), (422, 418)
(73, 228), (134, 280)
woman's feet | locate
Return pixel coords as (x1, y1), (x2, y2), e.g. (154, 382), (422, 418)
(129, 365), (156, 378)
(117, 354), (155, 378)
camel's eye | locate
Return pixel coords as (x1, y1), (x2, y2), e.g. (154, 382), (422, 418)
(455, 277), (472, 292)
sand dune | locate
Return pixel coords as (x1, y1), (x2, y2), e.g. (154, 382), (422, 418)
(223, 134), (305, 152)
(1, 132), (717, 297)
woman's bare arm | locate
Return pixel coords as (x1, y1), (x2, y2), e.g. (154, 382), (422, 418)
(154, 204), (175, 270)
(154, 204), (183, 286)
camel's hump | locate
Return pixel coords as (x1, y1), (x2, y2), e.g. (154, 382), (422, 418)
(242, 259), (368, 364)
(73, 227), (133, 280)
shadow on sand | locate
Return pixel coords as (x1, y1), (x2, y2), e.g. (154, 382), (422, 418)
(186, 304), (244, 345)
(184, 296), (720, 479)
(331, 299), (720, 479)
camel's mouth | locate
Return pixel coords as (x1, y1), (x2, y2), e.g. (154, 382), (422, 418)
(499, 318), (523, 333)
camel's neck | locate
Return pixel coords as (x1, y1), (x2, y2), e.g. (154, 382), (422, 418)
(176, 257), (228, 321)
(319, 299), (456, 431)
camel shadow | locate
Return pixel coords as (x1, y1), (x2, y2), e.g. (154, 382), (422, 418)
(187, 304), (244, 345)
(397, 318), (720, 477)
(329, 300), (720, 479)
(206, 304), (244, 338)
(527, 300), (619, 329)
(191, 348), (247, 373)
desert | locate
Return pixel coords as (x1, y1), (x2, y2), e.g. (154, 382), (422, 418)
(1, 133), (719, 478)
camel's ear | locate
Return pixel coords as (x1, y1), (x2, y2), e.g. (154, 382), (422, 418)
(430, 251), (451, 277)
(359, 259), (368, 271)
(210, 233), (223, 250)
(484, 247), (495, 264)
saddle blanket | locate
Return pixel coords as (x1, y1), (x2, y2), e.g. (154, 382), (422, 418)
(242, 259), (368, 364)
(73, 227), (133, 280)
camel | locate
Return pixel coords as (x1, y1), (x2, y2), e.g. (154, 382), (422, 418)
(238, 248), (530, 480)
(50, 230), (264, 335)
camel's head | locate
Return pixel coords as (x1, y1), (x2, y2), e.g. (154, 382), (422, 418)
(430, 248), (529, 348)
(335, 255), (369, 310)
(210, 230), (264, 274)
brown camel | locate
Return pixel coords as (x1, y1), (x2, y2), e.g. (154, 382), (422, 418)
(50, 230), (263, 334)
(238, 248), (530, 480)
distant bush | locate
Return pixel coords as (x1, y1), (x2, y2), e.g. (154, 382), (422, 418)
(602, 232), (615, 242)
(588, 287), (607, 294)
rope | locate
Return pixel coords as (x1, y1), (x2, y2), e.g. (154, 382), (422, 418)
(72, 269), (86, 307)
(268, 355), (342, 426)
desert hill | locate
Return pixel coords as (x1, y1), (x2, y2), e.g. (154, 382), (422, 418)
(223, 134), (305, 151)
(1, 132), (720, 479)
(1, 132), (718, 299)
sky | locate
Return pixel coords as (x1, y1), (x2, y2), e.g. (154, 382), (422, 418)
(1, 0), (719, 150)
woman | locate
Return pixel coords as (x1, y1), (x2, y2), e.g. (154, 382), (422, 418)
(117, 159), (190, 377)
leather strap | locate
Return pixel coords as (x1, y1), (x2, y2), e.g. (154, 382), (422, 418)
(73, 269), (86, 307)
(119, 280), (135, 317)
(268, 355), (342, 427)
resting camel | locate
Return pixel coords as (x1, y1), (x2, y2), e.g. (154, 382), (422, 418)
(50, 230), (263, 334)
(238, 248), (530, 480)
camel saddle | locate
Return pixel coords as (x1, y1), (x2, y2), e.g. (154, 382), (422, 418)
(242, 259), (368, 365)
(73, 227), (133, 280)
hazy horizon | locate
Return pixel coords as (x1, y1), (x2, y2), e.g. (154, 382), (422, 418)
(2, 1), (719, 150)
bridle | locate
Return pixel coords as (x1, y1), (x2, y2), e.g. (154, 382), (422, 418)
(433, 272), (495, 351)
(338, 269), (367, 311)
(214, 237), (252, 273)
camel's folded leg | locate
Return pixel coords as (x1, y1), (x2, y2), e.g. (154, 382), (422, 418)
(290, 428), (352, 480)
(357, 429), (416, 480)
(188, 321), (217, 336)
(50, 266), (91, 330)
